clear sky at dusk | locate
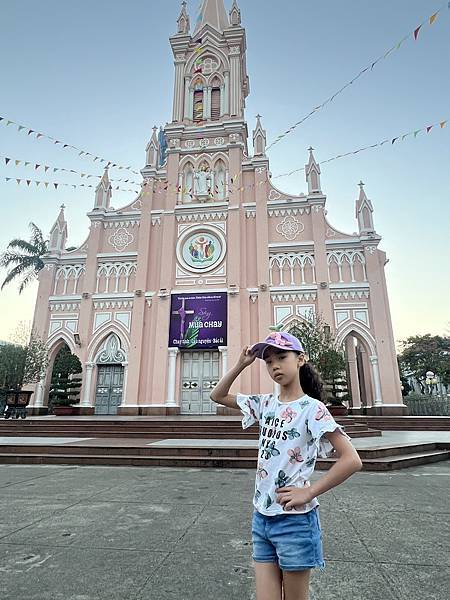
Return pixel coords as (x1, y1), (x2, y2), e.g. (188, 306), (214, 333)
(0, 0), (448, 345)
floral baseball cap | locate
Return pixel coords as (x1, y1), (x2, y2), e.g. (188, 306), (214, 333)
(250, 330), (305, 360)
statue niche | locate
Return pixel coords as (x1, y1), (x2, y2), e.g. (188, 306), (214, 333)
(193, 165), (212, 202)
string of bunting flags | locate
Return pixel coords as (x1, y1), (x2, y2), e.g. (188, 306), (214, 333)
(0, 115), (140, 175)
(1, 154), (141, 186)
(2, 116), (446, 195)
(273, 118), (448, 179)
(266, 2), (450, 150)
(3, 176), (139, 193)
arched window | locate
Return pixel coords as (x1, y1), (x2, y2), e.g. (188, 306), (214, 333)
(210, 76), (221, 121)
(193, 78), (204, 122)
(183, 162), (194, 202)
(215, 159), (226, 200)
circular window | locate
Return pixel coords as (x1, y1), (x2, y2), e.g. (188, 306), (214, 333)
(176, 226), (226, 274)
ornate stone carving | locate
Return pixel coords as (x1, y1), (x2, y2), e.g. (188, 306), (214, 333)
(108, 228), (134, 252)
(276, 216), (304, 241)
(96, 333), (127, 364)
(268, 189), (281, 201)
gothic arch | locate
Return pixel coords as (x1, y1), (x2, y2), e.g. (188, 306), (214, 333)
(185, 46), (229, 73)
(211, 152), (229, 167)
(39, 335), (81, 408)
(47, 332), (78, 359)
(208, 73), (224, 87)
(88, 326), (130, 363)
(94, 333), (127, 364)
(335, 322), (376, 356)
(179, 154), (198, 170)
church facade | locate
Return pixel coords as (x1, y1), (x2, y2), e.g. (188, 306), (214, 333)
(30, 0), (406, 416)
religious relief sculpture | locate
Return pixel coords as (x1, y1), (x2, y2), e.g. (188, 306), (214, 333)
(193, 166), (212, 200)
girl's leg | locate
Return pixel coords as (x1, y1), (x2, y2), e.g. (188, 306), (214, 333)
(281, 569), (311, 600)
(254, 561), (283, 600)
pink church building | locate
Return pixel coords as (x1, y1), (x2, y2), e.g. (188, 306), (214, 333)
(30, 0), (406, 416)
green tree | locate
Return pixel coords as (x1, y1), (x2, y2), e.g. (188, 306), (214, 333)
(49, 346), (82, 408)
(288, 312), (346, 382)
(0, 330), (48, 390)
(0, 222), (48, 293)
(399, 334), (450, 389)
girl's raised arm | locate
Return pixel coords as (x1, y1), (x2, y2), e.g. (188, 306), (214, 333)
(210, 345), (256, 409)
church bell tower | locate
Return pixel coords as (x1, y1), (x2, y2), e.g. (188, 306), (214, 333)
(161, 0), (249, 205)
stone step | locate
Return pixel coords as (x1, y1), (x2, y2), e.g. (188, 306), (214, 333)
(0, 448), (448, 470)
(0, 426), (381, 439)
(0, 440), (438, 460)
(351, 416), (450, 431)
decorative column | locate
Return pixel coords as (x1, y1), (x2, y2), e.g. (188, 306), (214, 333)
(223, 71), (230, 115)
(369, 355), (383, 406)
(33, 379), (45, 408)
(218, 346), (228, 376)
(184, 76), (192, 120)
(229, 47), (241, 116)
(220, 83), (225, 116)
(120, 361), (129, 406)
(203, 86), (210, 120)
(345, 336), (361, 410)
(81, 362), (95, 407)
(172, 55), (185, 122)
(167, 347), (179, 406)
(188, 89), (194, 119)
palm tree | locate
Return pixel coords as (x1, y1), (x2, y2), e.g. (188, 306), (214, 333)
(0, 222), (48, 293)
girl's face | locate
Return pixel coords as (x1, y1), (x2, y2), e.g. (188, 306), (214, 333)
(263, 348), (306, 385)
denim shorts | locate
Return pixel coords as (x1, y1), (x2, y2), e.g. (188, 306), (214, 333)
(251, 507), (325, 572)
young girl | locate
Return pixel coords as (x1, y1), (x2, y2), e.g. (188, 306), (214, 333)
(210, 330), (362, 600)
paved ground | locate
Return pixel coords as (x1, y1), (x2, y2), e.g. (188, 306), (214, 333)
(0, 461), (448, 600)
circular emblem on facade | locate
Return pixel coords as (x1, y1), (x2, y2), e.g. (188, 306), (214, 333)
(176, 225), (226, 274)
(185, 140), (195, 149)
(214, 137), (225, 146)
(200, 138), (210, 148)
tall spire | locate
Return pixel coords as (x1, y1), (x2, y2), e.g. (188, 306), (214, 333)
(94, 167), (112, 210)
(49, 204), (68, 252)
(356, 181), (376, 234)
(229, 0), (241, 26)
(305, 147), (322, 194)
(177, 1), (190, 35)
(253, 114), (267, 156)
(194, 0), (229, 34)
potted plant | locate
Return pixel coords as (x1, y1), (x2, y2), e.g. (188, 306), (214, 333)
(0, 330), (48, 419)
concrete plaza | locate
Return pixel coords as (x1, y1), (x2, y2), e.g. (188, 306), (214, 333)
(0, 461), (448, 600)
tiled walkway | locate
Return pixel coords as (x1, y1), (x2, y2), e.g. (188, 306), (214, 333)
(0, 461), (448, 599)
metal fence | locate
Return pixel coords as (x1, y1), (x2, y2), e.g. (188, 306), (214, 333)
(404, 393), (450, 416)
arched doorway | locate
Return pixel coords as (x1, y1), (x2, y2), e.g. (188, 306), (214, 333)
(340, 331), (376, 413)
(48, 344), (82, 413)
(93, 333), (127, 415)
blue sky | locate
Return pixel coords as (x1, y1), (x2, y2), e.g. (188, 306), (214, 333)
(0, 0), (449, 344)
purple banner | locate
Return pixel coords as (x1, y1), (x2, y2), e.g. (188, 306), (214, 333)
(169, 292), (227, 350)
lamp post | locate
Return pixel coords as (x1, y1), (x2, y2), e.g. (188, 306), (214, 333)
(425, 370), (438, 395)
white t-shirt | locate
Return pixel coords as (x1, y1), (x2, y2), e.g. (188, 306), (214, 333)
(236, 392), (352, 516)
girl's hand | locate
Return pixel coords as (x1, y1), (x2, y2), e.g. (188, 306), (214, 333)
(275, 486), (313, 511)
(236, 345), (257, 368)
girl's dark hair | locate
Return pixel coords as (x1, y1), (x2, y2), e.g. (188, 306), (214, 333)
(299, 361), (326, 402)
